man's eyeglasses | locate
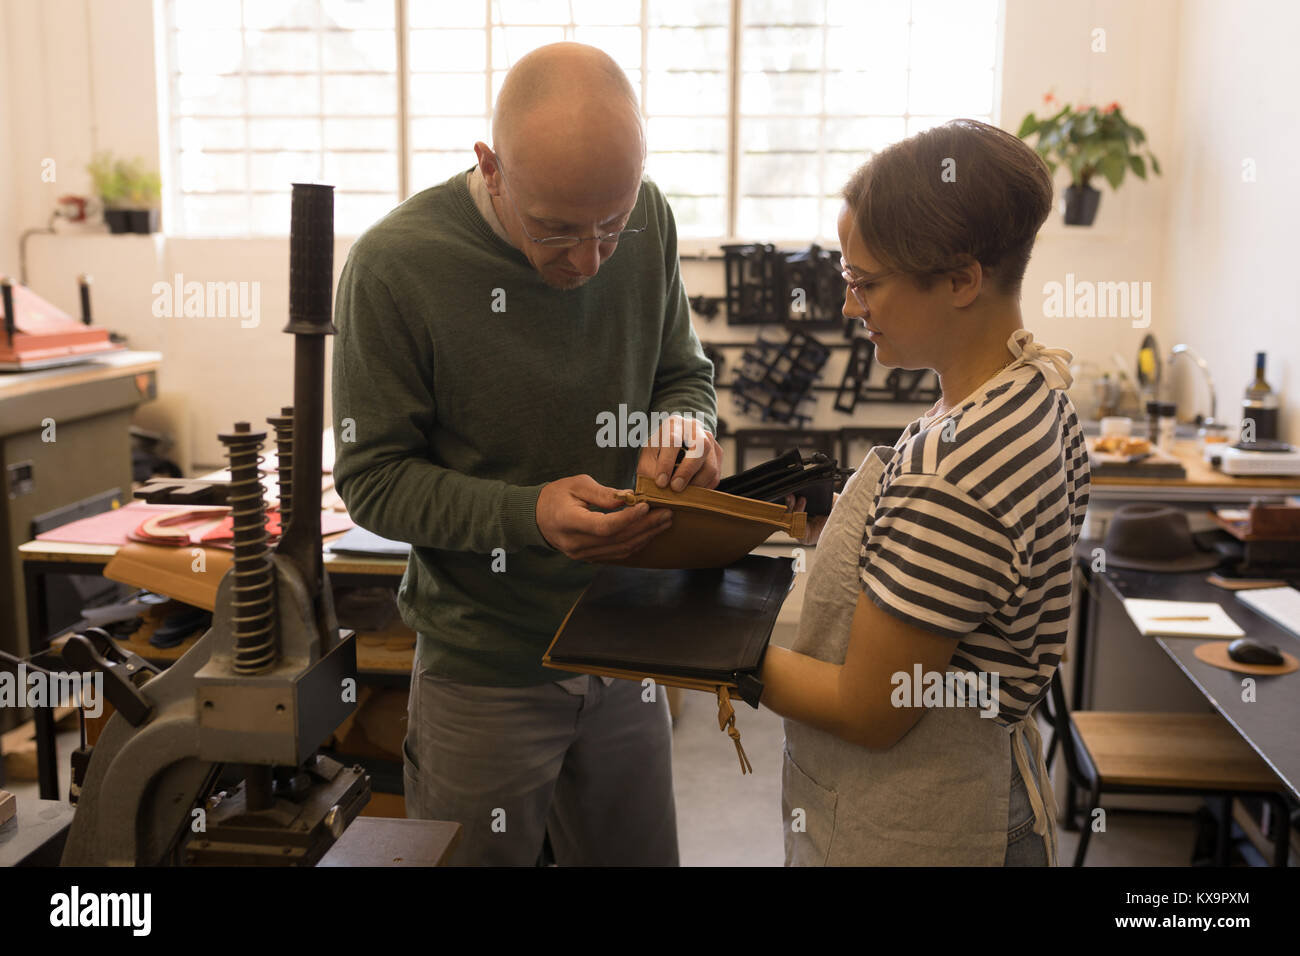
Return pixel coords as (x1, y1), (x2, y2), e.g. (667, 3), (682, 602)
(497, 161), (647, 248)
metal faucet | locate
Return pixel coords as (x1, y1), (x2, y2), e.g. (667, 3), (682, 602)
(1169, 344), (1218, 425)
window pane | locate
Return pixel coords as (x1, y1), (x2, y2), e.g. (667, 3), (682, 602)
(910, 69), (993, 115)
(411, 152), (477, 190)
(646, 152), (727, 195)
(323, 30), (397, 71)
(176, 75), (244, 116)
(249, 117), (321, 150)
(326, 117), (399, 149)
(743, 27), (822, 72)
(649, 117), (728, 153)
(741, 153), (819, 196)
(243, 0), (316, 29)
(175, 30), (243, 73)
(493, 0), (574, 25)
(569, 0), (641, 25)
(647, 28), (728, 69)
(179, 152), (247, 192)
(743, 118), (817, 152)
(742, 71), (821, 115)
(648, 0), (729, 26)
(822, 117), (904, 151)
(323, 73), (397, 114)
(824, 70), (907, 114)
(738, 197), (819, 238)
(647, 72), (727, 115)
(491, 26), (566, 69)
(826, 0), (908, 27)
(250, 151), (320, 190)
(667, 196), (727, 237)
(247, 75), (321, 114)
(245, 31), (319, 72)
(745, 0), (827, 23)
(573, 26), (642, 68)
(174, 0), (241, 30)
(324, 151), (398, 187)
(409, 1), (485, 28)
(178, 117), (246, 150)
(250, 192), (293, 234)
(409, 29), (487, 72)
(410, 116), (489, 149)
(321, 0), (394, 29)
(410, 74), (488, 114)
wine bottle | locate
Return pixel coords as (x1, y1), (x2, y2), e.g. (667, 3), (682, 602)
(1241, 351), (1279, 442)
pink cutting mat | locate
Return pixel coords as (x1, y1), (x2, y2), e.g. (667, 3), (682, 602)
(36, 501), (352, 547)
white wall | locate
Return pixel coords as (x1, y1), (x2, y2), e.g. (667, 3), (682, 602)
(1163, 0), (1300, 445)
(10, 0), (1289, 470)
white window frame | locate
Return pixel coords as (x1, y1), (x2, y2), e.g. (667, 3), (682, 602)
(161, 0), (1004, 244)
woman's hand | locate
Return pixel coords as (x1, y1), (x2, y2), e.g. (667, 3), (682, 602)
(784, 494), (829, 545)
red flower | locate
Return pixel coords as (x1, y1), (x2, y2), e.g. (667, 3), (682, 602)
(1104, 101), (1120, 113)
(1043, 91), (1057, 105)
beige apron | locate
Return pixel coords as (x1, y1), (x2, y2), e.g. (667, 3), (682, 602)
(782, 444), (1058, 866)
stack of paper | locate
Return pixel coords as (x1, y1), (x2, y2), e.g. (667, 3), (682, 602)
(1122, 599), (1245, 638)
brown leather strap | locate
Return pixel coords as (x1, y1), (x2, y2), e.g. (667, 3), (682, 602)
(716, 685), (753, 774)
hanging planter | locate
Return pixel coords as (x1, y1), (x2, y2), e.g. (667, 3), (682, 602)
(1062, 184), (1102, 226)
(1018, 95), (1161, 227)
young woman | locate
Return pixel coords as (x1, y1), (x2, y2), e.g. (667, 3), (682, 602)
(759, 119), (1091, 866)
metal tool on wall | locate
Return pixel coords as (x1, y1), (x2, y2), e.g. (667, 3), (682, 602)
(60, 183), (370, 866)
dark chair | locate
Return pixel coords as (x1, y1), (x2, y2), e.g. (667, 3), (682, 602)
(1046, 667), (1291, 867)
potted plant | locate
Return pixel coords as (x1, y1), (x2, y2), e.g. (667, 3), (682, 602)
(86, 151), (162, 234)
(1017, 94), (1161, 226)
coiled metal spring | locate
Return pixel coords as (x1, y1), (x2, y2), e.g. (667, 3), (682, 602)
(218, 422), (278, 674)
(267, 406), (294, 526)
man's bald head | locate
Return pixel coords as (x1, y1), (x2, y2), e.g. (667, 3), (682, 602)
(491, 43), (645, 202)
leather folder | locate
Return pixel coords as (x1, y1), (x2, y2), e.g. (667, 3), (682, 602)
(543, 555), (795, 772)
(607, 475), (806, 569)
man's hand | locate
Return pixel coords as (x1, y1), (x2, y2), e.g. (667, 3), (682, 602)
(636, 414), (722, 492)
(536, 474), (672, 561)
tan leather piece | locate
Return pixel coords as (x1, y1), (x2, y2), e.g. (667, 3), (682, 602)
(604, 475), (806, 569)
(103, 542), (233, 612)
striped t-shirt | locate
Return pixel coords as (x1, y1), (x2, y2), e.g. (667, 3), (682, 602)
(858, 362), (1091, 724)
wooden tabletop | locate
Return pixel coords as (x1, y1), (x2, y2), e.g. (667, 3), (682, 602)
(19, 530), (407, 577)
(0, 349), (162, 401)
(1092, 440), (1300, 490)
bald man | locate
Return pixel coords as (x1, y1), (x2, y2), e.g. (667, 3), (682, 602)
(331, 43), (720, 866)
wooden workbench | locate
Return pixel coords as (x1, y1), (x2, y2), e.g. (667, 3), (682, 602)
(1090, 439), (1300, 504)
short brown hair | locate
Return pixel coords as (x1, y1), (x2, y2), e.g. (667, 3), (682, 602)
(842, 119), (1052, 296)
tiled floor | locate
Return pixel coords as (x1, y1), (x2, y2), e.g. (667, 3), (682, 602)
(5, 713), (1217, 867)
(668, 689), (1207, 867)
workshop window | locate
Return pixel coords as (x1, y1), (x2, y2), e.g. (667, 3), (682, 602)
(163, 0), (1001, 241)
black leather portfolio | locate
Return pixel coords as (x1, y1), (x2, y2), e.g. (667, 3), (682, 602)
(716, 448), (844, 515)
(543, 555), (796, 772)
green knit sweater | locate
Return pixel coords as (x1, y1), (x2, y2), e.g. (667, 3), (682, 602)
(331, 170), (716, 685)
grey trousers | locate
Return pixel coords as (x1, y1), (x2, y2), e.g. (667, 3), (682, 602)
(402, 664), (680, 866)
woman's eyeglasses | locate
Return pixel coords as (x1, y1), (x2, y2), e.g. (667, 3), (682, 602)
(839, 258), (898, 307)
